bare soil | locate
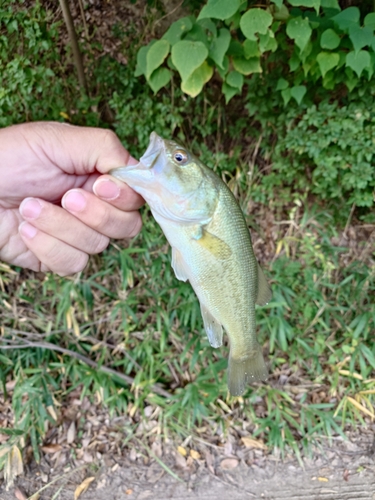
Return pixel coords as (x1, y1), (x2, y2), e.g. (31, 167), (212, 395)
(1, 423), (374, 500)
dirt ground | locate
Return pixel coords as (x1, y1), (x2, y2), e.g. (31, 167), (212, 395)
(1, 427), (374, 500)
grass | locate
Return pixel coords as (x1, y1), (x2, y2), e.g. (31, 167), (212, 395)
(1, 201), (374, 467)
(1, 0), (375, 479)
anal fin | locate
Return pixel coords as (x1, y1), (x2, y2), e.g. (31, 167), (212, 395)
(200, 304), (223, 348)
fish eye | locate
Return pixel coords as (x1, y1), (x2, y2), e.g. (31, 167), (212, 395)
(173, 149), (188, 165)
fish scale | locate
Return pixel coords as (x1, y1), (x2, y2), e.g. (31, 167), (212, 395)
(110, 132), (272, 396)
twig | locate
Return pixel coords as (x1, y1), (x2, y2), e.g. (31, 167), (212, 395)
(77, 0), (88, 39)
(343, 202), (356, 239)
(153, 1), (184, 29)
(59, 0), (87, 91)
(0, 340), (171, 399)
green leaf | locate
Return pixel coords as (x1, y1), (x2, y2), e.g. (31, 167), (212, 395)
(135, 44), (151, 77)
(162, 17), (193, 45)
(233, 57), (262, 75)
(222, 82), (238, 103)
(286, 17), (312, 52)
(0, 428), (24, 436)
(240, 8), (273, 41)
(217, 55), (229, 78)
(276, 77), (289, 90)
(290, 85), (306, 105)
(321, 0), (340, 8)
(172, 40), (208, 82)
(243, 39), (259, 59)
(184, 24), (209, 47)
(209, 28), (231, 69)
(289, 51), (300, 71)
(271, 0), (283, 8)
(198, 0), (241, 21)
(348, 26), (374, 53)
(346, 50), (371, 77)
(226, 70), (244, 90)
(316, 51), (340, 77)
(228, 40), (244, 57)
(197, 18), (218, 37)
(332, 7), (360, 32)
(281, 88), (291, 105)
(320, 29), (340, 50)
(364, 13), (375, 29)
(288, 0), (320, 14)
(181, 61), (213, 97)
(146, 39), (170, 80)
(149, 67), (171, 93)
(273, 5), (290, 21)
(259, 30), (278, 53)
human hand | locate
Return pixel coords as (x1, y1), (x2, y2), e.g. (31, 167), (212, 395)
(0, 122), (144, 275)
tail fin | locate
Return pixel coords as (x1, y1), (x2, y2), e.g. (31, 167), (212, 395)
(227, 346), (268, 396)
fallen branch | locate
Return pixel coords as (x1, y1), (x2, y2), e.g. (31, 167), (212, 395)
(0, 339), (171, 399)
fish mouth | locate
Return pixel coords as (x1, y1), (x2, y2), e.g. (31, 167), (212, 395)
(140, 131), (163, 168)
(109, 132), (162, 187)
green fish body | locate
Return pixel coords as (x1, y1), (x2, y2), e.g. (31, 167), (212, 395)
(110, 132), (271, 396)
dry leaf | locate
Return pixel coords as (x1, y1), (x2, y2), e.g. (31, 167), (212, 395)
(175, 451), (187, 468)
(67, 421), (76, 444)
(317, 477), (329, 482)
(47, 405), (57, 421)
(205, 450), (215, 475)
(0, 446), (10, 459)
(4, 445), (23, 489)
(125, 489), (133, 495)
(29, 494), (40, 500)
(151, 440), (162, 457)
(14, 488), (27, 500)
(74, 477), (95, 499)
(241, 436), (267, 450)
(177, 446), (187, 456)
(220, 458), (239, 470)
(41, 444), (62, 454)
(190, 449), (201, 460)
(5, 380), (16, 391)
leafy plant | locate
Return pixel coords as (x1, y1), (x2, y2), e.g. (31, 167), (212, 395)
(135, 1), (375, 103)
(266, 93), (375, 207)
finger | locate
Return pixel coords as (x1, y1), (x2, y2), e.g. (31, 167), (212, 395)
(62, 189), (142, 239)
(92, 175), (144, 210)
(19, 222), (89, 276)
(19, 197), (110, 254)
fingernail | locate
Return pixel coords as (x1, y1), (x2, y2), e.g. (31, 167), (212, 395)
(62, 190), (86, 212)
(19, 222), (38, 239)
(93, 179), (121, 200)
(20, 198), (42, 219)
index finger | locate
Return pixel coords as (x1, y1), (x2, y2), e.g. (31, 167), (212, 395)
(92, 175), (145, 211)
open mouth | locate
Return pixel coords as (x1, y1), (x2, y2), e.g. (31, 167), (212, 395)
(139, 132), (163, 168)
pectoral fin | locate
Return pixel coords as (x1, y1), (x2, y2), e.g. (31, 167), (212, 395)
(171, 247), (189, 282)
(256, 262), (272, 306)
(195, 228), (232, 260)
(200, 304), (223, 348)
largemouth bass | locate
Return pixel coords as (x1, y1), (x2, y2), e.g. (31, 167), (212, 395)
(110, 132), (271, 396)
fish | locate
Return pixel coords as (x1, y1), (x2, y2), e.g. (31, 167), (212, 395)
(110, 132), (272, 396)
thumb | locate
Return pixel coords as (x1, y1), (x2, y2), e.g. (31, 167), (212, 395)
(25, 122), (138, 175)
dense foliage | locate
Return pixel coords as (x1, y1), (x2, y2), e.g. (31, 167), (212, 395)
(135, 0), (375, 208)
